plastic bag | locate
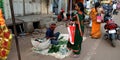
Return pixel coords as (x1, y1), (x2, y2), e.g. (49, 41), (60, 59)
(31, 38), (51, 50)
(97, 15), (102, 23)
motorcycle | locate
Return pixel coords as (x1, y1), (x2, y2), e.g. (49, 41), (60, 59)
(103, 18), (118, 47)
(103, 7), (112, 23)
(102, 4), (113, 13)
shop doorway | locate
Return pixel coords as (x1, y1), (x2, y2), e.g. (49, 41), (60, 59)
(53, 0), (59, 15)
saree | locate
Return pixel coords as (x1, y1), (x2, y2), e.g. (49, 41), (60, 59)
(90, 8), (101, 38)
(67, 13), (84, 55)
(0, 9), (12, 60)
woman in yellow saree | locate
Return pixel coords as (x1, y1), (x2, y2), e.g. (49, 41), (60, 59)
(90, 2), (102, 39)
(0, 9), (12, 60)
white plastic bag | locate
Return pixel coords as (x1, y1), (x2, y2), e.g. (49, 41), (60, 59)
(31, 38), (51, 50)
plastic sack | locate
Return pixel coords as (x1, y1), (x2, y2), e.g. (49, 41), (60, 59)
(31, 38), (51, 50)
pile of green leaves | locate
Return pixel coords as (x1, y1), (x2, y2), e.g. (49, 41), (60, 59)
(48, 36), (68, 53)
(58, 40), (68, 45)
(48, 45), (60, 53)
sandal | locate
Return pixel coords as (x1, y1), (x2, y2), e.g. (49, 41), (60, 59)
(71, 54), (80, 58)
(73, 54), (80, 58)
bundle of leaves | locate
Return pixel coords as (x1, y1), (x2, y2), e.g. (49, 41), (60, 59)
(48, 45), (60, 53)
(48, 38), (68, 53)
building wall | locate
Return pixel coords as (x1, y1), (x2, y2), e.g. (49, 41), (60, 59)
(13, 0), (41, 16)
(52, 0), (68, 14)
(3, 0), (68, 20)
(13, 0), (24, 16)
(4, 0), (41, 19)
(41, 0), (48, 14)
(24, 0), (41, 15)
(4, 0), (11, 19)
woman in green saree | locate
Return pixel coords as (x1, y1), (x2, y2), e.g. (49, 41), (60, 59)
(67, 2), (85, 57)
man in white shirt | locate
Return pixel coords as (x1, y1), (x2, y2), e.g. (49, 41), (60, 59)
(112, 2), (117, 15)
(86, 0), (91, 9)
(86, 0), (92, 27)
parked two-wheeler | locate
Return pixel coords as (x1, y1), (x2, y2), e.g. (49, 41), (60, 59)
(103, 18), (119, 47)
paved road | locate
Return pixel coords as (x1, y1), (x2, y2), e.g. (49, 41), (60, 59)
(7, 12), (120, 60)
